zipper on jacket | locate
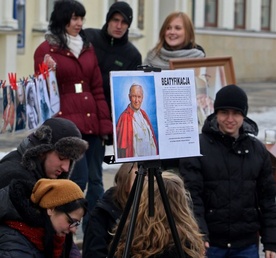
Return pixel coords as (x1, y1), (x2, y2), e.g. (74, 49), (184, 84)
(111, 37), (114, 46)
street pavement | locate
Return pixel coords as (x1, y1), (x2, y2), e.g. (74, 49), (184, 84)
(0, 81), (275, 256)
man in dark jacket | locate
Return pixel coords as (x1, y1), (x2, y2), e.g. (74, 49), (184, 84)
(0, 117), (88, 188)
(82, 1), (141, 231)
(82, 187), (122, 258)
(85, 1), (142, 112)
(179, 85), (276, 258)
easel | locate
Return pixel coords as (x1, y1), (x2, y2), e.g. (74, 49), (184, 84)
(107, 65), (186, 257)
(106, 160), (185, 258)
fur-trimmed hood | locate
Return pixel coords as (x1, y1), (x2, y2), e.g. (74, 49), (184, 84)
(18, 118), (88, 178)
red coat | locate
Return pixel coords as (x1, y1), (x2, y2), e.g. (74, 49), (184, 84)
(34, 41), (112, 136)
(116, 105), (158, 158)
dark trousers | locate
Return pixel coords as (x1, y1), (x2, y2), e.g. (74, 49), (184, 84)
(206, 244), (259, 258)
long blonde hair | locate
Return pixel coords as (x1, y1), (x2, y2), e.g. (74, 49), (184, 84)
(113, 162), (137, 210)
(115, 171), (205, 258)
(154, 12), (196, 55)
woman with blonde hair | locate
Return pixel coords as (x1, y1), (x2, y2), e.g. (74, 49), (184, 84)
(144, 12), (205, 173)
(144, 12), (205, 70)
(82, 162), (137, 258)
(115, 171), (205, 258)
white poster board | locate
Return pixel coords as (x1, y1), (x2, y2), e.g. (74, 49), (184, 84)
(110, 69), (201, 163)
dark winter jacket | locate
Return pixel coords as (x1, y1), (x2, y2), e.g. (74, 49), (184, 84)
(0, 125), (75, 189)
(0, 139), (56, 189)
(34, 33), (112, 136)
(179, 114), (276, 251)
(0, 180), (76, 257)
(82, 187), (122, 258)
(0, 224), (45, 258)
(84, 25), (142, 110)
(0, 181), (44, 257)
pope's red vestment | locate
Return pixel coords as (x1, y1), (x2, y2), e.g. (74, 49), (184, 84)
(116, 105), (158, 158)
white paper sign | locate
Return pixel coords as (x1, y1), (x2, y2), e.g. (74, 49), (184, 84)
(110, 70), (200, 163)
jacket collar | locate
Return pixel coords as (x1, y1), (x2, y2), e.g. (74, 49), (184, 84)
(101, 23), (129, 46)
(202, 113), (259, 138)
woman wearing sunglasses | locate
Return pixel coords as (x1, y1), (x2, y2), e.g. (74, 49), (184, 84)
(0, 178), (87, 258)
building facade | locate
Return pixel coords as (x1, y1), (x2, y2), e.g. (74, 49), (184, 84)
(0, 0), (276, 82)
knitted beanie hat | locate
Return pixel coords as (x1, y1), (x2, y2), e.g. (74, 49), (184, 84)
(22, 117), (88, 171)
(106, 1), (133, 27)
(31, 179), (84, 209)
(214, 84), (248, 116)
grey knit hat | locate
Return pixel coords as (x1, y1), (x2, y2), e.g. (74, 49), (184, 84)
(22, 118), (88, 170)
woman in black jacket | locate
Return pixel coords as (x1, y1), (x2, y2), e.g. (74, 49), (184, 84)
(0, 178), (87, 257)
(82, 162), (137, 258)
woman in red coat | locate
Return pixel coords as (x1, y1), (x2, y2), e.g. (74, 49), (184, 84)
(34, 0), (112, 229)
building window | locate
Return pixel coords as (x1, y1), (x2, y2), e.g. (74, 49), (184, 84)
(204, 0), (218, 27)
(13, 0), (26, 50)
(261, 0), (271, 31)
(234, 0), (246, 29)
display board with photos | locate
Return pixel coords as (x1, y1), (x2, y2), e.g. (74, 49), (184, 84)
(0, 70), (60, 135)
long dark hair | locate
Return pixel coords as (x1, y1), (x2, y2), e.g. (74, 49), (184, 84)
(43, 198), (88, 258)
(48, 0), (89, 49)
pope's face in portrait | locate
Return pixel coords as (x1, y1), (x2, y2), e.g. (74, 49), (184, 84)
(129, 85), (143, 111)
(197, 93), (208, 109)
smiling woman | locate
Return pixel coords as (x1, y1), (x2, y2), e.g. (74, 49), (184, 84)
(143, 11), (205, 70)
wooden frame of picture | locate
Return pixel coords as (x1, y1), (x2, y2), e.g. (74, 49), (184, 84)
(169, 56), (236, 132)
(169, 56), (236, 85)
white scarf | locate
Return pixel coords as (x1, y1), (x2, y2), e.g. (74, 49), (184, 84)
(66, 34), (83, 58)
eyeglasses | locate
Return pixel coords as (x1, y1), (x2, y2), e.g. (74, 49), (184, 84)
(65, 212), (81, 228)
